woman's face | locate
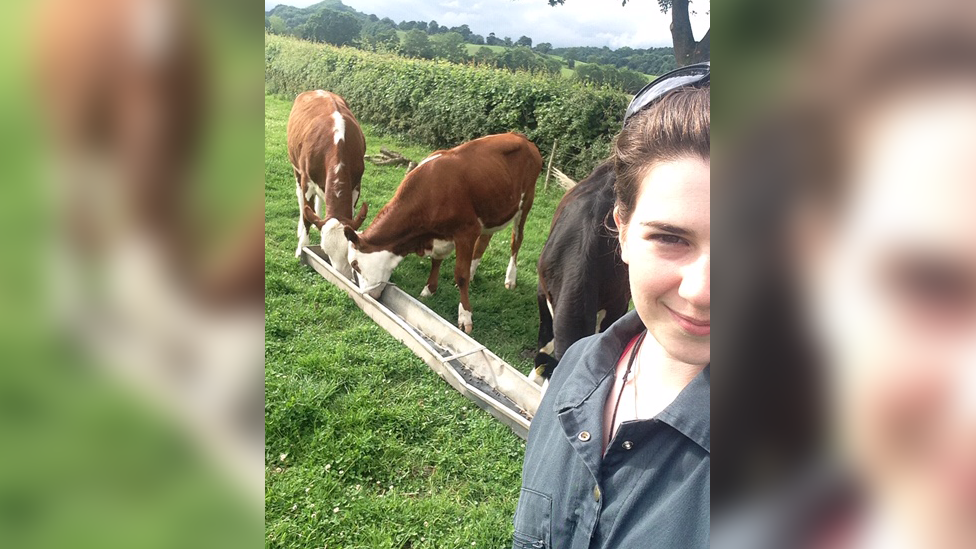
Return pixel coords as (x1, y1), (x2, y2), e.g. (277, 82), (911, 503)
(615, 156), (710, 367)
(805, 83), (976, 544)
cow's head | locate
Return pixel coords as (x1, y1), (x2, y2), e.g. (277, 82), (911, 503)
(344, 227), (403, 299)
(320, 218), (355, 280)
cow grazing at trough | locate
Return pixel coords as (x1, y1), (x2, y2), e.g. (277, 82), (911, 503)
(533, 161), (631, 385)
(287, 90), (368, 278)
(344, 133), (543, 333)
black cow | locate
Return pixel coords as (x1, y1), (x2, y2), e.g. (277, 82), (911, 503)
(533, 161), (631, 385)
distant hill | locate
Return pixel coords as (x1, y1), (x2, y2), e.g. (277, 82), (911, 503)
(265, 0), (674, 92)
(266, 0), (361, 30)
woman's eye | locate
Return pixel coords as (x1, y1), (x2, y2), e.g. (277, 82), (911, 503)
(890, 261), (972, 312)
(650, 234), (687, 246)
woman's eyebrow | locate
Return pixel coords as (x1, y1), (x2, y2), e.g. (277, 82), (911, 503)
(640, 221), (695, 238)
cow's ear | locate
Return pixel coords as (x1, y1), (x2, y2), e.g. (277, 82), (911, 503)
(344, 226), (360, 247)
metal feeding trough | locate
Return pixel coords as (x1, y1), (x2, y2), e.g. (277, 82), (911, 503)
(301, 245), (543, 439)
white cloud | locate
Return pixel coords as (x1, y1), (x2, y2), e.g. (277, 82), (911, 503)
(266, 0), (710, 49)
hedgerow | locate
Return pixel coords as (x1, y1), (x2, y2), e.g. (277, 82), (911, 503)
(266, 34), (628, 180)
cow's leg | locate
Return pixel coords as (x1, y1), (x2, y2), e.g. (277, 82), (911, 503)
(453, 233), (478, 333)
(470, 233), (493, 280)
(294, 171), (310, 258)
(420, 259), (443, 298)
(314, 189), (326, 247)
(506, 190), (535, 289)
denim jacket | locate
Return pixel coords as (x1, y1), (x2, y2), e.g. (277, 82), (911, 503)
(513, 310), (710, 549)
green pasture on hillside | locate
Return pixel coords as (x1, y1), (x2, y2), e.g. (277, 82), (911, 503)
(265, 93), (577, 549)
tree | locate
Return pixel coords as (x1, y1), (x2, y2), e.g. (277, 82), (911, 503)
(486, 32), (502, 46)
(503, 36), (513, 47)
(547, 0), (709, 66)
(431, 32), (467, 63)
(268, 15), (287, 35)
(470, 34), (485, 45)
(361, 21), (399, 52)
(516, 35), (533, 48)
(427, 20), (440, 34)
(567, 58), (575, 69)
(534, 42), (552, 54)
(301, 9), (362, 47)
(450, 24), (473, 41)
(400, 29), (432, 59)
(473, 47), (498, 66)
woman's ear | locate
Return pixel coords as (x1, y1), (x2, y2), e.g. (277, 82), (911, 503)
(613, 205), (630, 265)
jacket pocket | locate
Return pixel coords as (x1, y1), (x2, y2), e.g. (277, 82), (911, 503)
(512, 488), (551, 549)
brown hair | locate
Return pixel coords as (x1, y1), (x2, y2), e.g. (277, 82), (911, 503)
(611, 86), (710, 224)
(793, 0), (976, 210)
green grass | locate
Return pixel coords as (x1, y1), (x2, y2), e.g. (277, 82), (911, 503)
(265, 93), (572, 549)
(463, 43), (508, 56)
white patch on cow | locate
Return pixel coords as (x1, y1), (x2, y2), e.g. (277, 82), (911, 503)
(481, 194), (524, 235)
(347, 244), (403, 299)
(595, 309), (607, 334)
(314, 194), (324, 216)
(505, 257), (518, 289)
(481, 219), (510, 234)
(352, 189), (360, 205)
(469, 258), (481, 280)
(321, 218), (353, 279)
(431, 239), (455, 260)
(540, 339), (555, 355)
(541, 378), (550, 394)
(132, 0), (173, 63)
(304, 184), (316, 202)
(332, 111), (345, 145)
(315, 90), (328, 97)
(458, 303), (473, 334)
(417, 153), (442, 168)
(546, 298), (555, 319)
(528, 365), (544, 385)
(333, 185), (342, 198)
(420, 285), (433, 298)
(333, 163), (343, 175)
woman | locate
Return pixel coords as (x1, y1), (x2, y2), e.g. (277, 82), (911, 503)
(512, 64), (710, 549)
(715, 1), (976, 547)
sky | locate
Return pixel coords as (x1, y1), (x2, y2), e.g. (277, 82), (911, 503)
(264, 0), (710, 50)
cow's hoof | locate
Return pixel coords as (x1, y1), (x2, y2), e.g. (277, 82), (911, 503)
(420, 285), (433, 298)
(294, 247), (303, 259)
(458, 304), (473, 334)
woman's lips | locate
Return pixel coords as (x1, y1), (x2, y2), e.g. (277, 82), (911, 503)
(667, 307), (710, 336)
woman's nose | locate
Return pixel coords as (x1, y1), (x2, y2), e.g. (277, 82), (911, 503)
(678, 252), (710, 309)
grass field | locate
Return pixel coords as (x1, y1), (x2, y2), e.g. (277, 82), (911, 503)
(265, 93), (574, 549)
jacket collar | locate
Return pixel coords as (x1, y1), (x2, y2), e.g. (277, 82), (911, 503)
(552, 310), (711, 453)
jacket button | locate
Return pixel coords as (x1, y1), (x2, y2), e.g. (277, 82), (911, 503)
(593, 485), (601, 501)
(577, 430), (591, 442)
(622, 440), (633, 450)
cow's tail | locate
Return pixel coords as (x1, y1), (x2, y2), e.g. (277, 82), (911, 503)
(534, 287), (557, 380)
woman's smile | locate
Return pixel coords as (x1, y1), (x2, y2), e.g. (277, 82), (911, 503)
(666, 306), (711, 336)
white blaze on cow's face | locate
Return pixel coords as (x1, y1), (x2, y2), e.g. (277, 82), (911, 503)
(320, 218), (354, 280)
(347, 240), (403, 299)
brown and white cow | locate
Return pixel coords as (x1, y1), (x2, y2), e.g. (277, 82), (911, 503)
(287, 90), (368, 278)
(343, 133), (543, 333)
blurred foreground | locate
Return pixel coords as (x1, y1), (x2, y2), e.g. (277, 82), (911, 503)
(716, 0), (976, 547)
(0, 0), (264, 546)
